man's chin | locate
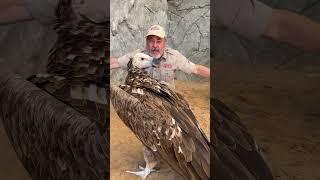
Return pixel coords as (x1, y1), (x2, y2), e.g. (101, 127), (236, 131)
(150, 53), (161, 59)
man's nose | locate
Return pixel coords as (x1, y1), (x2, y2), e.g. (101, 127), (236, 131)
(152, 42), (158, 48)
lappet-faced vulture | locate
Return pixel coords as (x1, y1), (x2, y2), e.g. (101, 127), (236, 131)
(111, 53), (274, 180)
(111, 53), (210, 180)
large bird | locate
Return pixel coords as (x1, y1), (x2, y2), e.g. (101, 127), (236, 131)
(0, 0), (109, 179)
(111, 53), (210, 180)
(211, 98), (274, 179)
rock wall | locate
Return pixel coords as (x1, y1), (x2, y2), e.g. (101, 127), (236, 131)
(110, 0), (168, 83)
(0, 0), (210, 82)
(214, 0), (320, 72)
(110, 0), (210, 83)
(167, 0), (210, 80)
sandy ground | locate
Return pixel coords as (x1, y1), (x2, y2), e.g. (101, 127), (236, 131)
(214, 61), (320, 180)
(110, 80), (210, 180)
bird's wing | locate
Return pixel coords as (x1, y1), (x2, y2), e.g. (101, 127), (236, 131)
(212, 98), (274, 180)
(111, 84), (210, 180)
(159, 90), (210, 180)
(0, 73), (108, 179)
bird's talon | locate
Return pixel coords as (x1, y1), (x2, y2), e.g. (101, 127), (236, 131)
(125, 166), (156, 180)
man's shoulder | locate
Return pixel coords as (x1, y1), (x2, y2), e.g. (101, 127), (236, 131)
(166, 47), (183, 56)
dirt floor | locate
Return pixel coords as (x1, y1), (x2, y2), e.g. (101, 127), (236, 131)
(110, 80), (210, 180)
(214, 61), (320, 180)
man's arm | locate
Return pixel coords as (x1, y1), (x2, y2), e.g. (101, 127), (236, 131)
(192, 64), (210, 78)
(0, 0), (33, 25)
(263, 9), (320, 52)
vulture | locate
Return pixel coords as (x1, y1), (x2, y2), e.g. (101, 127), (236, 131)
(211, 98), (274, 180)
(110, 53), (210, 180)
(110, 53), (274, 180)
(0, 0), (109, 179)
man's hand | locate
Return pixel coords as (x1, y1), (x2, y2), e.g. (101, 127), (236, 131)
(110, 57), (120, 69)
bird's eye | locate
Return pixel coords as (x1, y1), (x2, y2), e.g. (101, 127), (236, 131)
(141, 58), (145, 60)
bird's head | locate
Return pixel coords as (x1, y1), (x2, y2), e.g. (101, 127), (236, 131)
(128, 53), (154, 69)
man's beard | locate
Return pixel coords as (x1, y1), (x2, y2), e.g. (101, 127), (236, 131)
(149, 49), (162, 59)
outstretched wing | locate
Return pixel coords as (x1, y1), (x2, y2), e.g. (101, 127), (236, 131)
(0, 73), (108, 179)
(211, 98), (274, 180)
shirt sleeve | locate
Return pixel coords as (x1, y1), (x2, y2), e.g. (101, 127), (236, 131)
(214, 0), (273, 39)
(117, 49), (141, 70)
(25, 0), (57, 25)
(173, 50), (195, 74)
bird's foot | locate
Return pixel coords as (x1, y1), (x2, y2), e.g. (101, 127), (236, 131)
(125, 165), (157, 180)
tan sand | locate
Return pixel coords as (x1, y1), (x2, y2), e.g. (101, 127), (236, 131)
(110, 80), (210, 180)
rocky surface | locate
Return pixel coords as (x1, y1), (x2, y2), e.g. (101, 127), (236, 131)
(110, 0), (210, 83)
(0, 0), (210, 83)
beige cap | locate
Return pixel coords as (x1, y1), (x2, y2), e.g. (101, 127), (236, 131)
(146, 25), (166, 38)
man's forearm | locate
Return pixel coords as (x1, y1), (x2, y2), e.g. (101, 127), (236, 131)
(193, 64), (210, 78)
(264, 9), (320, 52)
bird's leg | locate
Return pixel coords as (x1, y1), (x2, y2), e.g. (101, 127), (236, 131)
(126, 146), (158, 180)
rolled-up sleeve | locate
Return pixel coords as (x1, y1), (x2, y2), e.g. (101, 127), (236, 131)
(173, 51), (195, 74)
(214, 0), (272, 39)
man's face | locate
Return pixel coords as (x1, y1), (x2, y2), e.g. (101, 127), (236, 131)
(146, 35), (166, 59)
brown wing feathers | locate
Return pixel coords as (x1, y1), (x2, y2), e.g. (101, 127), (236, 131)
(111, 65), (210, 180)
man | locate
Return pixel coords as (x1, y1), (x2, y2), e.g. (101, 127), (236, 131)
(111, 24), (210, 88)
(214, 0), (320, 52)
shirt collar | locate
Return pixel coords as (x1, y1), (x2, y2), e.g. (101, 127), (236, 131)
(161, 49), (168, 61)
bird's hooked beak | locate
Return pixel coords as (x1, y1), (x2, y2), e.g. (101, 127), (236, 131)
(139, 56), (154, 69)
(132, 53), (154, 69)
